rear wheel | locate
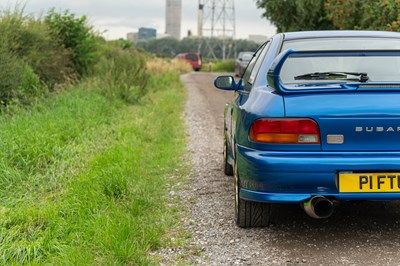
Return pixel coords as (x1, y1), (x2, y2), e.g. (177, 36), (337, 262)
(223, 136), (234, 176)
(235, 160), (271, 228)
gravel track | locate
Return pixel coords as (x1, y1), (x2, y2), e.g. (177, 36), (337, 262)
(159, 72), (400, 266)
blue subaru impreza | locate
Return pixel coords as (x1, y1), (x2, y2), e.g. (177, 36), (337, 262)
(214, 30), (400, 227)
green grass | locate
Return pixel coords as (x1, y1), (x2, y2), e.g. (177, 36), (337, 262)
(211, 59), (235, 72)
(0, 71), (187, 265)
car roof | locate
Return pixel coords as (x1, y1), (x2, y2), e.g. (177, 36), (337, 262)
(176, 52), (200, 56)
(281, 30), (400, 41)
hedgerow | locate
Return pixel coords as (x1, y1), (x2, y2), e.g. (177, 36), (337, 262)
(45, 9), (99, 77)
(0, 5), (155, 108)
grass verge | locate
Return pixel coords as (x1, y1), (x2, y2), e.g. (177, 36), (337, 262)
(0, 71), (187, 265)
(209, 60), (235, 73)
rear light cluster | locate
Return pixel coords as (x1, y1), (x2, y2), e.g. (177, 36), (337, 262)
(249, 118), (320, 144)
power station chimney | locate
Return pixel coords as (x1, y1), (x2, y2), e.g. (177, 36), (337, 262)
(198, 1), (204, 37)
(165, 0), (182, 39)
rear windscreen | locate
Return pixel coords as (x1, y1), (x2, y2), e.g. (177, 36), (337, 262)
(186, 54), (199, 62)
(281, 54), (400, 85)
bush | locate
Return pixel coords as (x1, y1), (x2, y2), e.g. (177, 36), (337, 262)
(91, 45), (150, 103)
(0, 7), (74, 89)
(20, 19), (75, 90)
(45, 9), (99, 77)
(0, 47), (24, 104)
(0, 49), (47, 109)
(16, 65), (48, 104)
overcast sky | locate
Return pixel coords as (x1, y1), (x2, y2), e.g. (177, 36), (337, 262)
(0, 0), (277, 40)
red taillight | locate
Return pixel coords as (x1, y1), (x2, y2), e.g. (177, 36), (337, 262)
(249, 119), (320, 144)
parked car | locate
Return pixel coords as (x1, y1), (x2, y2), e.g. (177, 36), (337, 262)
(234, 51), (254, 77)
(214, 30), (400, 228)
(175, 52), (202, 71)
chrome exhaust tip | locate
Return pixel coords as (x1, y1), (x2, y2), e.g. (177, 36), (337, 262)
(303, 196), (334, 219)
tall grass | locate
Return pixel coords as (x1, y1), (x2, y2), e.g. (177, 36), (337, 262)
(91, 45), (150, 103)
(211, 59), (235, 72)
(0, 68), (187, 264)
(147, 57), (192, 75)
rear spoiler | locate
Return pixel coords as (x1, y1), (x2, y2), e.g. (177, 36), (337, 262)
(267, 49), (400, 94)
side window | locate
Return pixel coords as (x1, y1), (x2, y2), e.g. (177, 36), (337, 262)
(242, 41), (271, 92)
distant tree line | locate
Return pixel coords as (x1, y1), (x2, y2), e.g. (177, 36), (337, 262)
(135, 37), (261, 59)
(256, 0), (400, 32)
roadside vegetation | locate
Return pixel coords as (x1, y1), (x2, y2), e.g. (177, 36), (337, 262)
(256, 0), (400, 33)
(0, 5), (191, 265)
(210, 59), (236, 73)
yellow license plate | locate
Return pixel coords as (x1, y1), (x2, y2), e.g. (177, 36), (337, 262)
(339, 172), (400, 192)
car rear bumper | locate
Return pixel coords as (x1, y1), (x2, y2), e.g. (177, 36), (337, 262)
(237, 144), (400, 203)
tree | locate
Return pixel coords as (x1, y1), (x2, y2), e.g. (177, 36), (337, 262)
(256, 0), (335, 32)
(325, 0), (400, 31)
(135, 37), (260, 60)
(137, 37), (181, 58)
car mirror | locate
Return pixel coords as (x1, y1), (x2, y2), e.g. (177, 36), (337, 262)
(214, 76), (238, 91)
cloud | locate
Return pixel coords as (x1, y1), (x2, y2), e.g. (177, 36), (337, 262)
(0, 0), (276, 40)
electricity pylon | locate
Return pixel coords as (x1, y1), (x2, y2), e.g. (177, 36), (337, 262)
(198, 0), (236, 60)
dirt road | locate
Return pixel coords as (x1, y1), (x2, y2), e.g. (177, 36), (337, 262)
(177, 72), (400, 265)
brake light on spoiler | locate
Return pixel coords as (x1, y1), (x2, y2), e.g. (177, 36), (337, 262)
(249, 118), (320, 144)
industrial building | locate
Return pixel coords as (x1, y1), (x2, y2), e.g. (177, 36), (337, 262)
(138, 27), (157, 41)
(127, 27), (157, 43)
(165, 0), (182, 39)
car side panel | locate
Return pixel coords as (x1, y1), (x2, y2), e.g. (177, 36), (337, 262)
(234, 86), (285, 149)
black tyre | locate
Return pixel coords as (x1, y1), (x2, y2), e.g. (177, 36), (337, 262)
(235, 161), (271, 227)
(223, 136), (234, 176)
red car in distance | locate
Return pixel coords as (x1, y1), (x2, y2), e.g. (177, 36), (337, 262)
(176, 52), (202, 71)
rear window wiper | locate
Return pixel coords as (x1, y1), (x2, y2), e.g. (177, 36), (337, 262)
(294, 72), (369, 82)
